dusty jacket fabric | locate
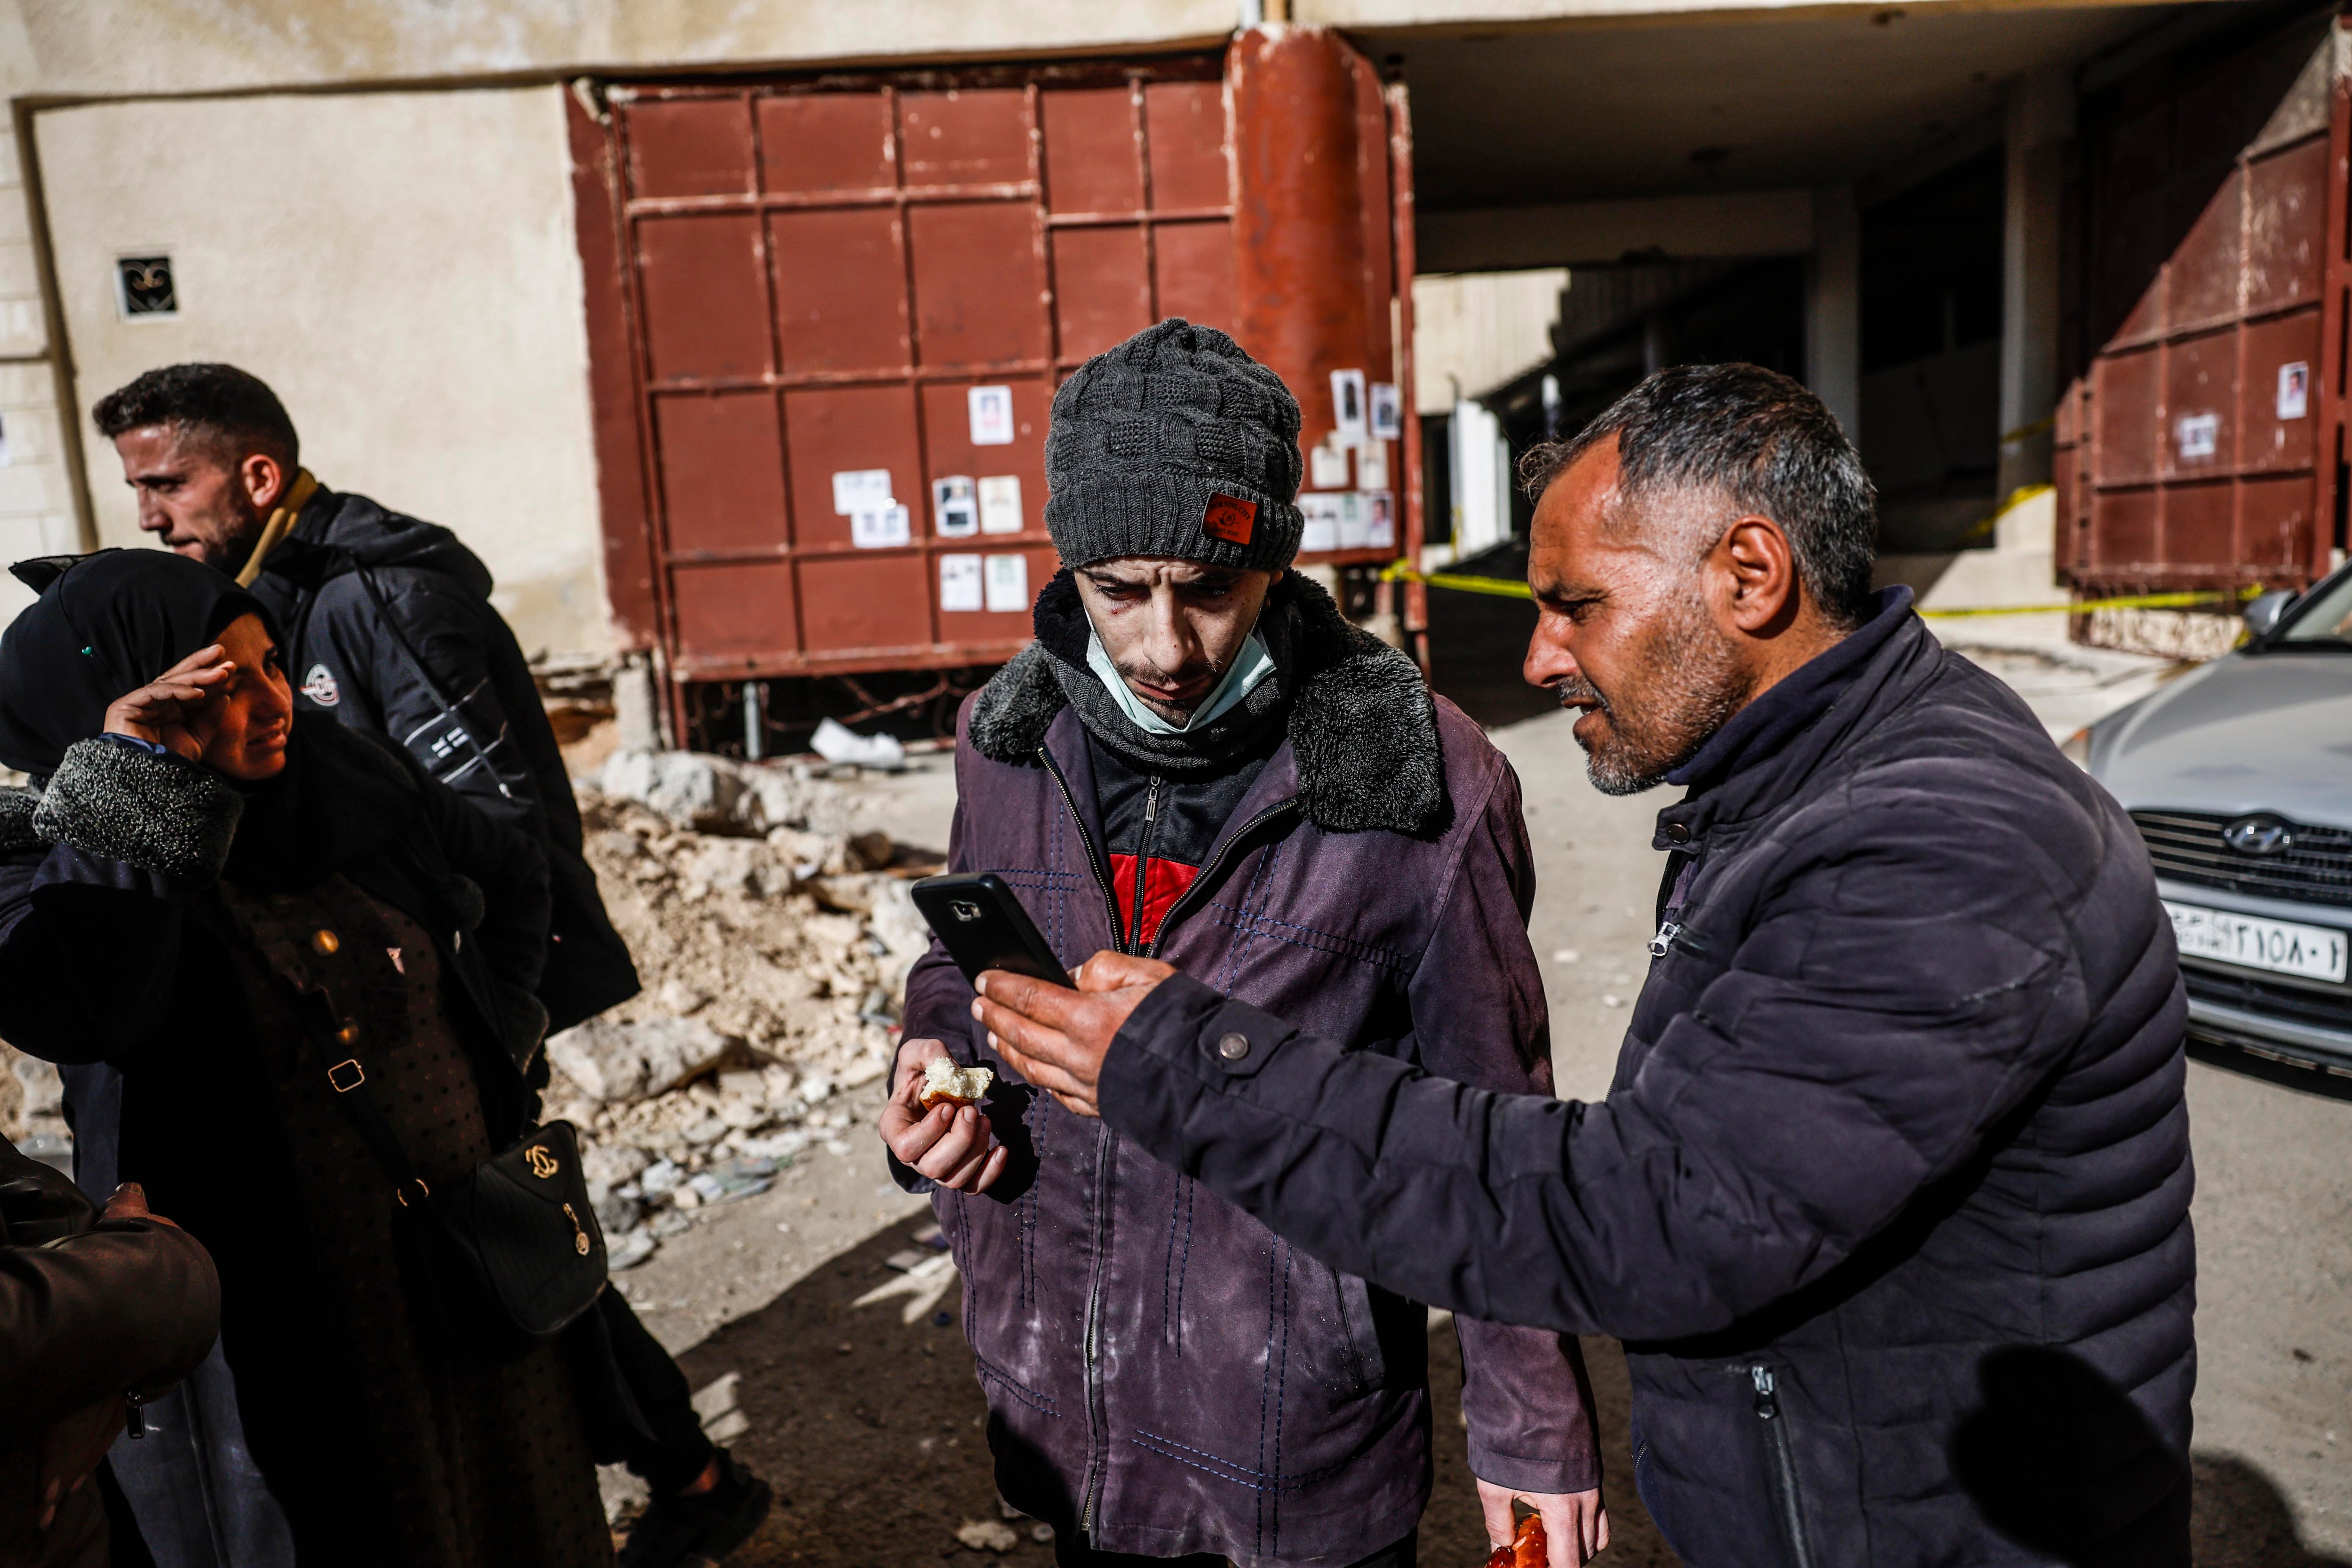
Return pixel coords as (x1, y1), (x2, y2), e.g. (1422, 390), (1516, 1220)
(247, 486), (637, 1032)
(902, 582), (1597, 1568)
(1094, 600), (2196, 1567)
(0, 1139), (220, 1568)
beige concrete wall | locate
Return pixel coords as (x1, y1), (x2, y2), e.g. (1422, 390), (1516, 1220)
(1411, 269), (1565, 414)
(5, 1), (1236, 98)
(0, 0), (87, 626)
(37, 86), (613, 656)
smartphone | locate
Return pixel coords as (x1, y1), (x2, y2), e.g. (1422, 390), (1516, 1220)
(911, 872), (1071, 988)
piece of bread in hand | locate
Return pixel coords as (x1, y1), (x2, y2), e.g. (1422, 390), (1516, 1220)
(918, 1057), (994, 1112)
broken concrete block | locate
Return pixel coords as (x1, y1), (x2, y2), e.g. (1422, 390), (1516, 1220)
(582, 1143), (651, 1188)
(596, 750), (744, 832)
(658, 978), (712, 1015)
(681, 840), (760, 899)
(546, 1017), (731, 1103)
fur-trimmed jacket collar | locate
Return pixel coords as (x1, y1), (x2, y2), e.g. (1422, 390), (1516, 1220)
(968, 569), (1447, 837)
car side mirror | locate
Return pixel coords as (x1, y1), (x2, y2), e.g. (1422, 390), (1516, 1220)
(2243, 589), (2297, 639)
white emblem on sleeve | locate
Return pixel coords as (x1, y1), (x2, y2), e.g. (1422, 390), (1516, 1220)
(300, 663), (342, 707)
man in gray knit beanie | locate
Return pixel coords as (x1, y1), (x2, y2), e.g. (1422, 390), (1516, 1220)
(878, 317), (1607, 1568)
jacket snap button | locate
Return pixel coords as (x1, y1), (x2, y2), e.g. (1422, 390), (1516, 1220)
(311, 929), (340, 955)
(1664, 823), (1691, 844)
(1217, 1032), (1250, 1062)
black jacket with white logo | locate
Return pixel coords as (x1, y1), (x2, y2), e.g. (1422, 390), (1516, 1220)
(248, 486), (637, 1032)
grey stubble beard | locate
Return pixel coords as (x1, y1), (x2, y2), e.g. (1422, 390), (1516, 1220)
(1558, 591), (1748, 796)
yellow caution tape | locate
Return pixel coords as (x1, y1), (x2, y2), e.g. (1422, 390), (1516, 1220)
(1957, 483), (2055, 544)
(1380, 560), (2264, 619)
(1378, 561), (1535, 599)
(1917, 586), (2262, 619)
(1997, 414), (2058, 446)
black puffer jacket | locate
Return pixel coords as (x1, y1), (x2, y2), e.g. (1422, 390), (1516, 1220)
(248, 487), (636, 1031)
(1098, 594), (2196, 1567)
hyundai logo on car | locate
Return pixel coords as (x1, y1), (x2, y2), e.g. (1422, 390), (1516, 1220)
(2222, 816), (2295, 856)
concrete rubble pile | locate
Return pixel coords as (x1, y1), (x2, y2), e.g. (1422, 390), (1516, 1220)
(552, 748), (935, 1271)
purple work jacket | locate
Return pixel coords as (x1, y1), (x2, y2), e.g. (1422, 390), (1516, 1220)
(901, 689), (1597, 1568)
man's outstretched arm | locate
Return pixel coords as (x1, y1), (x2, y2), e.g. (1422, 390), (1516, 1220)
(973, 798), (2106, 1343)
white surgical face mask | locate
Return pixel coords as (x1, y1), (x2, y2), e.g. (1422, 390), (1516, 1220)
(1086, 627), (1276, 736)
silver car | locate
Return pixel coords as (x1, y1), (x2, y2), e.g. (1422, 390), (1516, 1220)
(2074, 568), (2352, 1077)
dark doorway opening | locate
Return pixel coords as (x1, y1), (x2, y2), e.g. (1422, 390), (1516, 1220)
(1859, 147), (2005, 555)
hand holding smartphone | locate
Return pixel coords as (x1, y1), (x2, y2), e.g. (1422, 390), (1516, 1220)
(910, 872), (1070, 988)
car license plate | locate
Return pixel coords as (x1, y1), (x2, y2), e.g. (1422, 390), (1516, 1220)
(2163, 900), (2349, 984)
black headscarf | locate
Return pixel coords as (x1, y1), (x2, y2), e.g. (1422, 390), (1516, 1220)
(0, 549), (415, 892)
(0, 549), (269, 778)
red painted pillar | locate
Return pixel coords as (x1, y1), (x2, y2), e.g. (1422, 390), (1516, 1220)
(1229, 26), (1375, 478)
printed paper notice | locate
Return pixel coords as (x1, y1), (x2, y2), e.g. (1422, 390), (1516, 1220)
(939, 554), (983, 612)
(2279, 362), (2310, 421)
(1336, 492), (1371, 550)
(933, 476), (978, 537)
(978, 475), (1023, 533)
(1357, 440), (1389, 492)
(1310, 441), (1350, 490)
(2175, 413), (2219, 460)
(984, 553), (1030, 613)
(1368, 493), (1395, 549)
(1330, 369), (1368, 446)
(832, 469), (893, 516)
(1369, 382), (1402, 441)
(851, 502), (911, 549)
(969, 385), (1016, 446)
(1299, 493), (1343, 555)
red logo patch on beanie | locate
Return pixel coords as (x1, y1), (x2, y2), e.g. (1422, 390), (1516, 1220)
(1202, 493), (1257, 545)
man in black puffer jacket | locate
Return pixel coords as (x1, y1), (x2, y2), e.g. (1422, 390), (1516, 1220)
(91, 364), (773, 1568)
(969, 365), (2196, 1567)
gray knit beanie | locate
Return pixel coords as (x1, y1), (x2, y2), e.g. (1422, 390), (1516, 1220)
(1043, 318), (1304, 573)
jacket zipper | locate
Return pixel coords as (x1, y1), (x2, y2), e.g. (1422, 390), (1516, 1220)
(1033, 748), (1299, 1536)
(1751, 1365), (1817, 1568)
(1036, 747), (1127, 1537)
(1144, 798), (1299, 959)
(1037, 748), (1125, 954)
(1130, 776), (1161, 947)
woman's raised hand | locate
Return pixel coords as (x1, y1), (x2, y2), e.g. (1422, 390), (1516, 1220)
(102, 643), (233, 763)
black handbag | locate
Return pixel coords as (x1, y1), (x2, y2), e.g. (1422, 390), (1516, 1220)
(321, 1042), (608, 1360)
(299, 987), (612, 1354)
(223, 890), (609, 1361)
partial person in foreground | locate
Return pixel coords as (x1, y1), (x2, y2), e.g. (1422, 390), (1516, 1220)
(92, 365), (770, 1568)
(2, 1147), (218, 1568)
(971, 365), (2196, 1568)
(0, 550), (607, 1566)
(880, 318), (1606, 1568)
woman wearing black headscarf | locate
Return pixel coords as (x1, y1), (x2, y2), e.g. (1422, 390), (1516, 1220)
(0, 550), (612, 1567)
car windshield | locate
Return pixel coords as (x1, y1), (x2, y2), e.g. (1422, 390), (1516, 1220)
(2275, 573), (2352, 645)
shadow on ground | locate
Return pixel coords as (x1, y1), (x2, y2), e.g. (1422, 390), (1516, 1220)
(681, 1182), (2347, 1568)
(673, 1212), (1676, 1567)
(2190, 1454), (2352, 1568)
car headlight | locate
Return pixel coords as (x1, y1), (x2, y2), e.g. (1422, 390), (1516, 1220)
(2060, 726), (2093, 770)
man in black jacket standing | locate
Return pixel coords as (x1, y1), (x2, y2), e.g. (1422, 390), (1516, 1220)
(969, 365), (2196, 1567)
(92, 363), (771, 1568)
